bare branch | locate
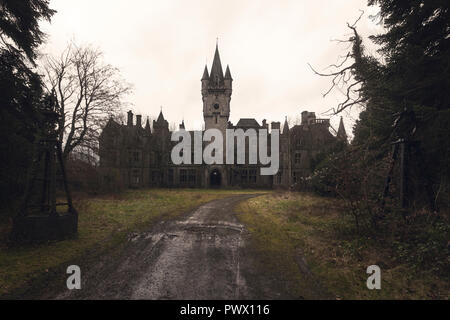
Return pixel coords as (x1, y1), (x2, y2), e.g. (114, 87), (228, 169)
(40, 42), (132, 161)
(307, 10), (368, 115)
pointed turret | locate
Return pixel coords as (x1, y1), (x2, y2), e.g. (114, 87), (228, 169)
(337, 116), (347, 142)
(283, 116), (289, 134)
(157, 110), (165, 123)
(224, 64), (232, 90)
(179, 120), (185, 130)
(201, 65), (209, 93)
(201, 65), (209, 80)
(209, 43), (224, 85)
(145, 116), (151, 132)
(224, 65), (232, 80)
(153, 108), (169, 134)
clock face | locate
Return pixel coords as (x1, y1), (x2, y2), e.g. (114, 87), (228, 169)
(213, 103), (219, 110)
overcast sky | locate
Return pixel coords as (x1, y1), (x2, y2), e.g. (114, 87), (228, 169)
(40, 0), (384, 137)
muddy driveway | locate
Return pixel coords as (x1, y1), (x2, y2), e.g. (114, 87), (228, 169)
(51, 194), (327, 300)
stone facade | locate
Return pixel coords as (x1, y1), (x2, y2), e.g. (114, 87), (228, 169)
(98, 45), (346, 189)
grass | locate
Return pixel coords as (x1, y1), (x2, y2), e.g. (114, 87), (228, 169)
(236, 191), (449, 299)
(0, 188), (266, 298)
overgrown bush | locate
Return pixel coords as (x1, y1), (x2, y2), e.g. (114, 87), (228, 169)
(310, 144), (449, 275)
(310, 145), (390, 231)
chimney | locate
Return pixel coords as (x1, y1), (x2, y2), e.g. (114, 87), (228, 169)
(136, 114), (142, 127)
(262, 119), (268, 130)
(301, 111), (308, 125)
(271, 121), (280, 131)
(127, 110), (133, 126)
(301, 111), (316, 125)
(308, 112), (316, 124)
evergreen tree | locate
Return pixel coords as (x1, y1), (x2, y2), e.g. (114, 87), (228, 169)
(343, 1), (449, 210)
(0, 0), (55, 208)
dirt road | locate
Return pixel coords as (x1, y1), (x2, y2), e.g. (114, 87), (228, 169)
(52, 194), (328, 300)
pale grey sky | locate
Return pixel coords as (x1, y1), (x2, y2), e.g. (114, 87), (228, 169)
(40, 0), (383, 137)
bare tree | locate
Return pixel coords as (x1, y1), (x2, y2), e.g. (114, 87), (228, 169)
(308, 11), (369, 115)
(41, 42), (131, 160)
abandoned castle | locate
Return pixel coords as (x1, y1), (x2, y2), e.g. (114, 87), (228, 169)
(98, 45), (347, 189)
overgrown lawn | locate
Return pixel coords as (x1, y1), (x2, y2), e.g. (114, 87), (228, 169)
(236, 192), (448, 299)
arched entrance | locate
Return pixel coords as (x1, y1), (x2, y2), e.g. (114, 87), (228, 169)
(210, 169), (221, 187)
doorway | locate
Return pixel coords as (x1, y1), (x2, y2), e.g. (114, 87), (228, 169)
(210, 169), (221, 187)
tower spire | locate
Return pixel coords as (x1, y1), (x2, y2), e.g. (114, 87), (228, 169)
(210, 42), (224, 84)
(283, 116), (289, 134)
(157, 107), (165, 122)
(202, 41), (232, 132)
(337, 116), (347, 142)
(145, 116), (151, 132)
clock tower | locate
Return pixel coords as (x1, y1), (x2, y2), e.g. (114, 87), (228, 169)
(202, 43), (232, 135)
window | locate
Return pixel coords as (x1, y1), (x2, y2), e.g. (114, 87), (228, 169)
(293, 171), (298, 183)
(232, 168), (239, 184)
(115, 150), (120, 166)
(152, 171), (159, 183)
(129, 150), (140, 164)
(168, 169), (174, 185)
(150, 152), (155, 166)
(241, 169), (248, 183)
(295, 152), (301, 164)
(188, 169), (196, 184)
(133, 169), (140, 184)
(180, 169), (187, 183)
(249, 169), (257, 183)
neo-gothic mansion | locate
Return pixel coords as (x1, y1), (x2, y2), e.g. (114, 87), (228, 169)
(99, 45), (347, 189)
